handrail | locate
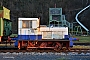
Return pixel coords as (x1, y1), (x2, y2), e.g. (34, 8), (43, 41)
(75, 5), (90, 32)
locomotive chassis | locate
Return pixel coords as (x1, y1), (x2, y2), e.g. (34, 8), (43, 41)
(18, 39), (69, 51)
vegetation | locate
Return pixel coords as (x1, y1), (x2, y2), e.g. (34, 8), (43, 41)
(73, 36), (90, 43)
(10, 34), (18, 37)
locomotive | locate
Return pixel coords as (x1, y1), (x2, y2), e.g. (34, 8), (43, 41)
(0, 7), (79, 51)
(12, 18), (79, 51)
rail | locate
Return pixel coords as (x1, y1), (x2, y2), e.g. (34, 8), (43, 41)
(75, 5), (90, 33)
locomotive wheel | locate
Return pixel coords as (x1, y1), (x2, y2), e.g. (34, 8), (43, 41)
(54, 42), (62, 51)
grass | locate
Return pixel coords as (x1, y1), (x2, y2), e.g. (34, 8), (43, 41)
(10, 34), (18, 37)
(73, 36), (90, 43)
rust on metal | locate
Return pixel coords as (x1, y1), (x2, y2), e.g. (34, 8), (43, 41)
(18, 39), (69, 51)
(0, 11), (3, 18)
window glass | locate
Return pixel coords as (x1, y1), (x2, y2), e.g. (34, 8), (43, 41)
(22, 20), (32, 28)
(22, 20), (29, 28)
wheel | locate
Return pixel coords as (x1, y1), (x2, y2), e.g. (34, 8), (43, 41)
(54, 42), (62, 51)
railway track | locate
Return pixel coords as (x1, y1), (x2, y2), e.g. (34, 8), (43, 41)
(74, 43), (90, 45)
(0, 42), (90, 53)
(1, 41), (90, 45)
(0, 48), (90, 53)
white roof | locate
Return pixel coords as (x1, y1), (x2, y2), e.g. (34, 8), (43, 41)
(18, 18), (39, 21)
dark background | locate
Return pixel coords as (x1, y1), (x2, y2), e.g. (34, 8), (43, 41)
(0, 0), (90, 33)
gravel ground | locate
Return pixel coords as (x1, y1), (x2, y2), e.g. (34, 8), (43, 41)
(0, 52), (90, 60)
(73, 45), (90, 49)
